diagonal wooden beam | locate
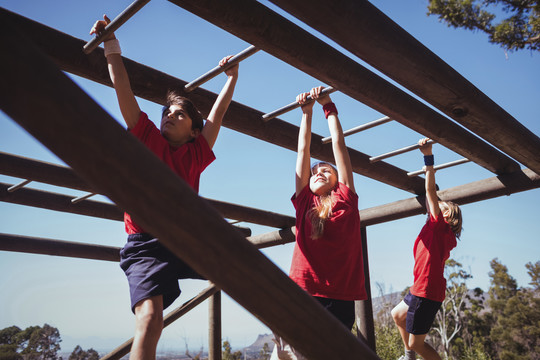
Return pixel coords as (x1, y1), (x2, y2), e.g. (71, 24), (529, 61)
(166, 0), (520, 176)
(0, 17), (379, 360)
(0, 152), (294, 229)
(267, 0), (540, 175)
(0, 8), (423, 195)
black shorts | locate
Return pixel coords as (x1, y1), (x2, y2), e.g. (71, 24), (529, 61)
(404, 291), (441, 335)
(313, 296), (355, 330)
(119, 233), (205, 313)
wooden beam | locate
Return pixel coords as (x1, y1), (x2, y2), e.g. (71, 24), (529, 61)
(0, 233), (120, 262)
(0, 152), (293, 229)
(360, 168), (540, 226)
(0, 182), (124, 221)
(0, 19), (379, 360)
(267, 0), (540, 175)
(165, 0), (520, 176)
(0, 8), (423, 195)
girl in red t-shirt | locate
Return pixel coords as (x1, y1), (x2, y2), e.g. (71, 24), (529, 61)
(272, 86), (367, 360)
(391, 138), (463, 360)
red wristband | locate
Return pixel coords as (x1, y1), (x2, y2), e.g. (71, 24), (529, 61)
(323, 102), (338, 119)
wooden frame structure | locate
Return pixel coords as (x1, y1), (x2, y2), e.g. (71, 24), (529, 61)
(1, 1), (539, 359)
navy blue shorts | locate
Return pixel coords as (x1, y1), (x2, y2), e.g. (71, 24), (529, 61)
(119, 233), (205, 313)
(403, 291), (441, 335)
(313, 296), (355, 330)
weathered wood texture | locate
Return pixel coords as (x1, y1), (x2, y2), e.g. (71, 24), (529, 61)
(356, 227), (376, 351)
(0, 8), (424, 195)
(0, 233), (121, 262)
(0, 20), (379, 360)
(268, 0), (540, 175)
(166, 0), (520, 176)
(209, 292), (222, 360)
(361, 168), (540, 226)
(0, 152), (293, 229)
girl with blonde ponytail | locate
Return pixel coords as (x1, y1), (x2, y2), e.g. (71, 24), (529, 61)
(289, 86), (367, 328)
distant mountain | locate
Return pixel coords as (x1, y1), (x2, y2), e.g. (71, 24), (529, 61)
(243, 333), (274, 357)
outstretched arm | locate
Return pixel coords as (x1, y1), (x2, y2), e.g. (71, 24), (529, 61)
(202, 56), (239, 149)
(311, 87), (355, 192)
(90, 15), (140, 129)
(296, 91), (315, 197)
(419, 137), (440, 218)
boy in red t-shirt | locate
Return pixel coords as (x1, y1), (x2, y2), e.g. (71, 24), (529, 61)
(272, 87), (367, 360)
(391, 138), (463, 360)
(90, 15), (239, 360)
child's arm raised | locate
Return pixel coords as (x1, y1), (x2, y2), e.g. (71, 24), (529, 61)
(202, 56), (239, 149)
(419, 137), (440, 218)
(296, 91), (315, 197)
(90, 15), (141, 130)
(311, 87), (355, 193)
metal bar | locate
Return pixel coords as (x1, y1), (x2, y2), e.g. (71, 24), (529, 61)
(2, 9), (425, 194)
(0, 182), (124, 221)
(165, 0), (520, 176)
(355, 226), (376, 351)
(185, 45), (259, 92)
(267, 0), (540, 175)
(321, 116), (392, 144)
(101, 284), (219, 360)
(71, 192), (96, 204)
(0, 24), (379, 360)
(0, 233), (120, 262)
(407, 158), (471, 177)
(7, 179), (32, 192)
(262, 86), (336, 122)
(370, 139), (436, 163)
(0, 183), (252, 236)
(208, 291), (222, 360)
(83, 0), (151, 54)
(0, 152), (294, 229)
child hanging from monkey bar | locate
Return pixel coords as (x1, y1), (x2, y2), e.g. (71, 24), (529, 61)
(89, 14), (239, 360)
(391, 138), (463, 360)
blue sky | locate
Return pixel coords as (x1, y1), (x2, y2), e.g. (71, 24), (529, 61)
(1, 0), (539, 353)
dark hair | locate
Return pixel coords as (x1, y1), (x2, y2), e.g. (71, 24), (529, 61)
(161, 90), (204, 131)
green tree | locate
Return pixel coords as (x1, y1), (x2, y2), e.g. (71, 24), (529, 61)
(0, 325), (61, 360)
(257, 342), (270, 360)
(370, 283), (403, 360)
(427, 0), (540, 52)
(19, 324), (61, 360)
(222, 340), (242, 360)
(68, 345), (99, 360)
(488, 260), (540, 359)
(0, 326), (23, 360)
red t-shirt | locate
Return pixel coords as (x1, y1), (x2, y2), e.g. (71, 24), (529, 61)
(290, 183), (367, 301)
(409, 212), (457, 302)
(124, 112), (215, 234)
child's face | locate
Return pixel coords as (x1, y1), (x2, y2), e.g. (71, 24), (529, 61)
(309, 164), (338, 195)
(160, 104), (199, 145)
(439, 201), (451, 221)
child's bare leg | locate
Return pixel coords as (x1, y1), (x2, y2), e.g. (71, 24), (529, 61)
(409, 334), (441, 360)
(391, 301), (412, 350)
(131, 295), (164, 360)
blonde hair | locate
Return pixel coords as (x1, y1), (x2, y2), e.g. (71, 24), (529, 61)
(441, 201), (463, 239)
(309, 193), (334, 239)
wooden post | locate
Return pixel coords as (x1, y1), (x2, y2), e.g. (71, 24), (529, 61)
(355, 227), (376, 351)
(209, 291), (222, 360)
